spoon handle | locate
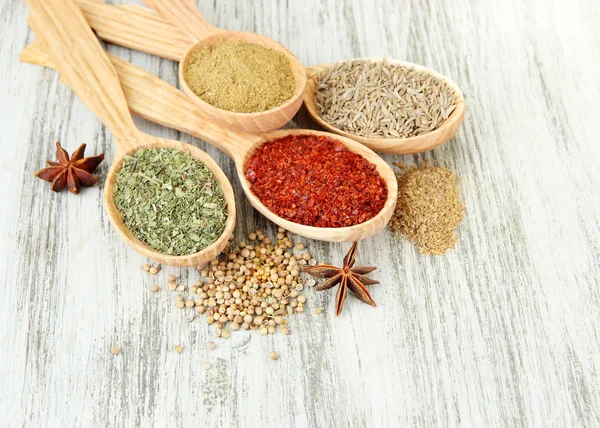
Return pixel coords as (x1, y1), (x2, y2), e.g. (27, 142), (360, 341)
(142, 0), (225, 43)
(27, 0), (139, 147)
(21, 39), (258, 162)
(76, 0), (192, 61)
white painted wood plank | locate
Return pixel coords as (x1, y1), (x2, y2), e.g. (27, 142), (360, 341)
(1, 0), (599, 426)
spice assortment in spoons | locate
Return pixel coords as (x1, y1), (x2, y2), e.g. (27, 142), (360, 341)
(22, 41), (398, 243)
(65, 0), (465, 154)
(21, 0), (466, 326)
(26, 0), (236, 266)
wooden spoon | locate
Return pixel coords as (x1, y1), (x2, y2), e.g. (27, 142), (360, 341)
(69, 0), (465, 154)
(26, 0), (236, 267)
(84, 0), (305, 134)
(21, 39), (398, 243)
(304, 61), (465, 154)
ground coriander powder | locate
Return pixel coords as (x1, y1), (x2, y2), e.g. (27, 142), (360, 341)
(183, 39), (296, 113)
(389, 163), (465, 255)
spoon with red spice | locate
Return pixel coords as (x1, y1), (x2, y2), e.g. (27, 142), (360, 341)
(26, 0), (236, 267)
(22, 40), (398, 242)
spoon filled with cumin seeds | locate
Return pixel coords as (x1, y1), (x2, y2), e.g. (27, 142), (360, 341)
(26, 0), (236, 267)
(22, 42), (398, 243)
(68, 0), (306, 134)
(304, 59), (465, 154)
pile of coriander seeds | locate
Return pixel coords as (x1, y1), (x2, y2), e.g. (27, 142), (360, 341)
(166, 227), (316, 337)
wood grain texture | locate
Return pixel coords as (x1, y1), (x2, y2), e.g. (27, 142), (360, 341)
(2, 0), (600, 427)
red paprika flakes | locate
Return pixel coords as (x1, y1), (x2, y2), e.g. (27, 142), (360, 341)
(245, 134), (387, 228)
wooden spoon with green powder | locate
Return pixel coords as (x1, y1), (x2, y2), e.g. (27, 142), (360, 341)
(26, 0), (236, 267)
(22, 40), (398, 243)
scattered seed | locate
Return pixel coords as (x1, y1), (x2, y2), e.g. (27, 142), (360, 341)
(270, 351), (279, 360)
(174, 345), (183, 354)
(141, 264), (150, 272)
(151, 284), (160, 293)
(110, 346), (120, 355)
(191, 230), (310, 336)
(207, 341), (217, 350)
(149, 266), (159, 275)
(203, 361), (211, 370)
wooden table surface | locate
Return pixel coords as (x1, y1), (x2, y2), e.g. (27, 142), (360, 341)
(2, 0), (599, 426)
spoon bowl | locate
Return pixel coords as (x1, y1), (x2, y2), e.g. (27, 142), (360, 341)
(178, 32), (306, 134)
(234, 129), (398, 242)
(104, 138), (236, 267)
(27, 0), (236, 267)
(303, 59), (466, 154)
(141, 0), (306, 134)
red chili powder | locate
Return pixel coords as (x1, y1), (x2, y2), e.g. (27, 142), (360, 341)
(245, 134), (388, 228)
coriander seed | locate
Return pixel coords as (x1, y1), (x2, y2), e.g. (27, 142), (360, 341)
(270, 351), (279, 360)
(174, 345), (183, 354)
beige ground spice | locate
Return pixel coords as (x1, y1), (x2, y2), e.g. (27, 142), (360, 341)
(183, 40), (295, 113)
(389, 163), (465, 255)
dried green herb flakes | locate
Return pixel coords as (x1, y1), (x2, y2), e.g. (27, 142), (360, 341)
(114, 148), (227, 256)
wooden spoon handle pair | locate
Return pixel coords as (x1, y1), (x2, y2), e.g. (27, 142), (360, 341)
(27, 0), (139, 147)
(75, 0), (319, 77)
(75, 0), (224, 61)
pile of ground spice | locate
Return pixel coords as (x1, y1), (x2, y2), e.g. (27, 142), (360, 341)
(389, 163), (465, 255)
(245, 134), (388, 228)
(183, 39), (295, 113)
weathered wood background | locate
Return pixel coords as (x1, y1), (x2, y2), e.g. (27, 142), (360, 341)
(1, 0), (599, 426)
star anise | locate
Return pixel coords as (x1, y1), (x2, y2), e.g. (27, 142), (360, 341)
(35, 142), (104, 194)
(303, 241), (378, 316)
